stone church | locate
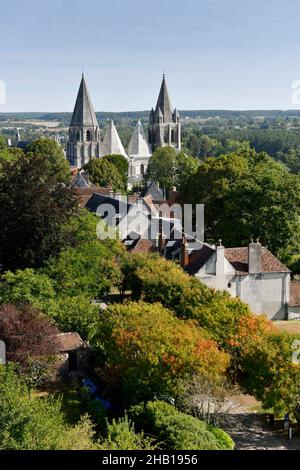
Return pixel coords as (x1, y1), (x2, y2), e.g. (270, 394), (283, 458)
(67, 73), (181, 184)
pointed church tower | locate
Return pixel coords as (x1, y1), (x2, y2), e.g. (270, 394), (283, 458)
(67, 74), (101, 168)
(101, 120), (128, 158)
(128, 120), (152, 185)
(148, 74), (181, 151)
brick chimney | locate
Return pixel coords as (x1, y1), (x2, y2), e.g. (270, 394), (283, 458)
(181, 237), (189, 268)
(248, 240), (262, 274)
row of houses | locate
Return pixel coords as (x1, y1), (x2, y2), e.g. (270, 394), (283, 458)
(72, 174), (300, 321)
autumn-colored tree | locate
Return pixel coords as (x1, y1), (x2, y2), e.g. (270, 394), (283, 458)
(95, 301), (229, 406)
(0, 304), (59, 369)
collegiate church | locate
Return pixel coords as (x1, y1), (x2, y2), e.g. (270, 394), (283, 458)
(66, 74), (181, 185)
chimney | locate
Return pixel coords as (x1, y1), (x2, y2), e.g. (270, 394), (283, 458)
(216, 240), (225, 277)
(181, 237), (189, 268)
(248, 240), (262, 274)
(158, 217), (165, 252)
(108, 186), (114, 198)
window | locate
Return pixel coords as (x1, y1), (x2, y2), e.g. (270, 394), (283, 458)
(140, 164), (145, 175)
(76, 131), (80, 141)
(171, 129), (175, 142)
(86, 130), (91, 141)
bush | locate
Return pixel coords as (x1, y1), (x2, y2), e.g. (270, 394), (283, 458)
(98, 415), (157, 450)
(0, 365), (98, 450)
(130, 401), (234, 450)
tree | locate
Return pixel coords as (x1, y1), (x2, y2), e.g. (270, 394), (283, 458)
(26, 138), (70, 183)
(180, 150), (300, 257)
(46, 240), (122, 299)
(47, 295), (100, 341)
(103, 154), (129, 188)
(0, 304), (59, 370)
(0, 268), (56, 311)
(0, 153), (78, 272)
(95, 301), (229, 405)
(145, 146), (177, 192)
(84, 158), (125, 191)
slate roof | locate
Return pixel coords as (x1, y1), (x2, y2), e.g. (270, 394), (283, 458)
(85, 193), (131, 224)
(128, 120), (152, 157)
(70, 74), (99, 128)
(102, 120), (128, 158)
(143, 181), (165, 202)
(154, 75), (173, 123)
(290, 281), (300, 307)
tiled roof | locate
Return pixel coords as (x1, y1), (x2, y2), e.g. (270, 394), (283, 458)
(224, 247), (290, 275)
(290, 281), (300, 307)
(185, 245), (290, 276)
(131, 238), (155, 254)
(56, 332), (84, 352)
(185, 244), (214, 275)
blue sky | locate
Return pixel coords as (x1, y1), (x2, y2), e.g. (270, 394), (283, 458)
(1, 0), (300, 111)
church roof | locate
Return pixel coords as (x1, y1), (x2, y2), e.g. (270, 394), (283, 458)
(102, 120), (128, 158)
(70, 74), (99, 128)
(154, 74), (173, 123)
(128, 120), (152, 157)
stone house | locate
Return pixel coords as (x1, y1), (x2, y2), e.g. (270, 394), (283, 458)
(167, 239), (291, 320)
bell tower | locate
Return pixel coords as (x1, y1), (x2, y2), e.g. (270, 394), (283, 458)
(148, 74), (181, 151)
(67, 74), (101, 168)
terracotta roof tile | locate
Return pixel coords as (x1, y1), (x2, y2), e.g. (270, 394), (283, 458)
(55, 332), (84, 352)
(224, 247), (290, 275)
(131, 238), (156, 254)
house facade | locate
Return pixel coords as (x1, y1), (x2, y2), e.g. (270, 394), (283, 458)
(185, 241), (291, 320)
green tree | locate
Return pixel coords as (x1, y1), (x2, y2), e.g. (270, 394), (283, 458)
(26, 138), (70, 183)
(47, 295), (100, 341)
(145, 146), (177, 192)
(0, 153), (78, 272)
(84, 158), (125, 191)
(180, 150), (300, 256)
(46, 240), (122, 299)
(103, 154), (129, 188)
(0, 268), (56, 311)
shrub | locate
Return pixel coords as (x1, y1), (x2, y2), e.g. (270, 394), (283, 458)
(98, 415), (157, 450)
(130, 401), (234, 450)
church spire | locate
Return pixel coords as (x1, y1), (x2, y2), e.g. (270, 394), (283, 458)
(154, 74), (173, 123)
(70, 74), (99, 128)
